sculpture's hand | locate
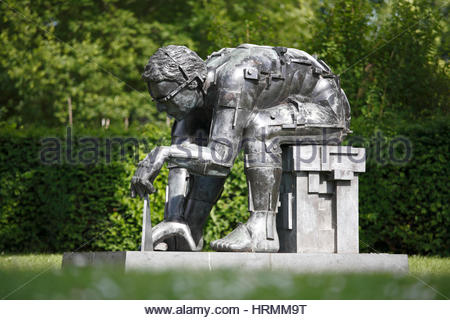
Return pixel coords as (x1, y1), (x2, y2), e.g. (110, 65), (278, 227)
(130, 147), (169, 198)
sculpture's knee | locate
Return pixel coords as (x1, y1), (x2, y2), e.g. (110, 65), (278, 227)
(244, 151), (282, 212)
(187, 175), (226, 204)
(183, 175), (226, 240)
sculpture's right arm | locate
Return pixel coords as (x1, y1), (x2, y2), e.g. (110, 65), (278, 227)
(168, 102), (251, 177)
(168, 64), (254, 176)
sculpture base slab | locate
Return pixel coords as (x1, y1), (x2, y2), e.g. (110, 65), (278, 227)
(62, 252), (408, 274)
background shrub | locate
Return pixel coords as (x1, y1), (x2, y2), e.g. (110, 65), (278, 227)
(0, 120), (448, 255)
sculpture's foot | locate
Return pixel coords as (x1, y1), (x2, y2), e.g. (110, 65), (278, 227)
(210, 212), (279, 253)
(154, 237), (204, 252)
(210, 223), (252, 252)
(152, 221), (203, 251)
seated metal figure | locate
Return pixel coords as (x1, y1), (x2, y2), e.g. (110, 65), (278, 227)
(131, 44), (351, 253)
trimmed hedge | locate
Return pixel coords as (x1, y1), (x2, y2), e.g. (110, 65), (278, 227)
(0, 121), (448, 255)
(358, 120), (449, 256)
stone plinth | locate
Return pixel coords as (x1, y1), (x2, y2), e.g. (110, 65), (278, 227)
(277, 145), (366, 253)
(62, 251), (409, 274)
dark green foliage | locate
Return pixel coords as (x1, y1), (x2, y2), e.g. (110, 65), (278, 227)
(1, 0), (447, 128)
(0, 0), (194, 127)
(312, 0), (449, 120)
(358, 119), (450, 256)
(0, 121), (448, 255)
(0, 125), (169, 252)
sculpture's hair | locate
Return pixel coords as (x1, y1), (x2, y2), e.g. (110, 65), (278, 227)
(142, 45), (206, 89)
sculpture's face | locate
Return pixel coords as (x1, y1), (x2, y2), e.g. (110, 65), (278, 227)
(148, 81), (203, 121)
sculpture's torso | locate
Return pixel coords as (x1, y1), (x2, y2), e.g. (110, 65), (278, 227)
(205, 44), (350, 128)
(172, 44), (351, 160)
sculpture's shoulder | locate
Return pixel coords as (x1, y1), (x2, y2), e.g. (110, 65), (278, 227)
(206, 44), (277, 90)
(206, 44), (333, 87)
(206, 47), (235, 66)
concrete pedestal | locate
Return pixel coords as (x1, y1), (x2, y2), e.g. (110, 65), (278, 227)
(277, 145), (366, 253)
(62, 251), (409, 274)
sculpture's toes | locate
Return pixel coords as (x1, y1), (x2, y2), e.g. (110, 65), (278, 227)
(228, 241), (251, 252)
(154, 242), (168, 251)
(216, 240), (225, 251)
(210, 239), (220, 251)
(211, 239), (226, 251)
(211, 224), (252, 252)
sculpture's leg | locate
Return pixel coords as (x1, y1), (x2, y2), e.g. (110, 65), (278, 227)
(158, 167), (225, 251)
(180, 175), (226, 249)
(156, 166), (189, 251)
(165, 167), (189, 222)
(158, 126), (213, 251)
(211, 145), (282, 252)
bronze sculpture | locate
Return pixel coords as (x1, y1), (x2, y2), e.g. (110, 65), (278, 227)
(131, 44), (350, 253)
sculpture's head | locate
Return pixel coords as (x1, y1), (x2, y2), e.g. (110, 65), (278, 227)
(142, 45), (207, 121)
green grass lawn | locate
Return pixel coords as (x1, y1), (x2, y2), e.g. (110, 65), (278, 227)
(0, 254), (448, 299)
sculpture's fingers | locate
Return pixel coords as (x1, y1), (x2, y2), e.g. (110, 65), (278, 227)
(135, 164), (147, 177)
(130, 177), (141, 198)
(135, 179), (146, 199)
(143, 180), (156, 194)
(140, 171), (156, 194)
(130, 183), (137, 198)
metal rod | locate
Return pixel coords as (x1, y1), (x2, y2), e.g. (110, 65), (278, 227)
(141, 194), (153, 251)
